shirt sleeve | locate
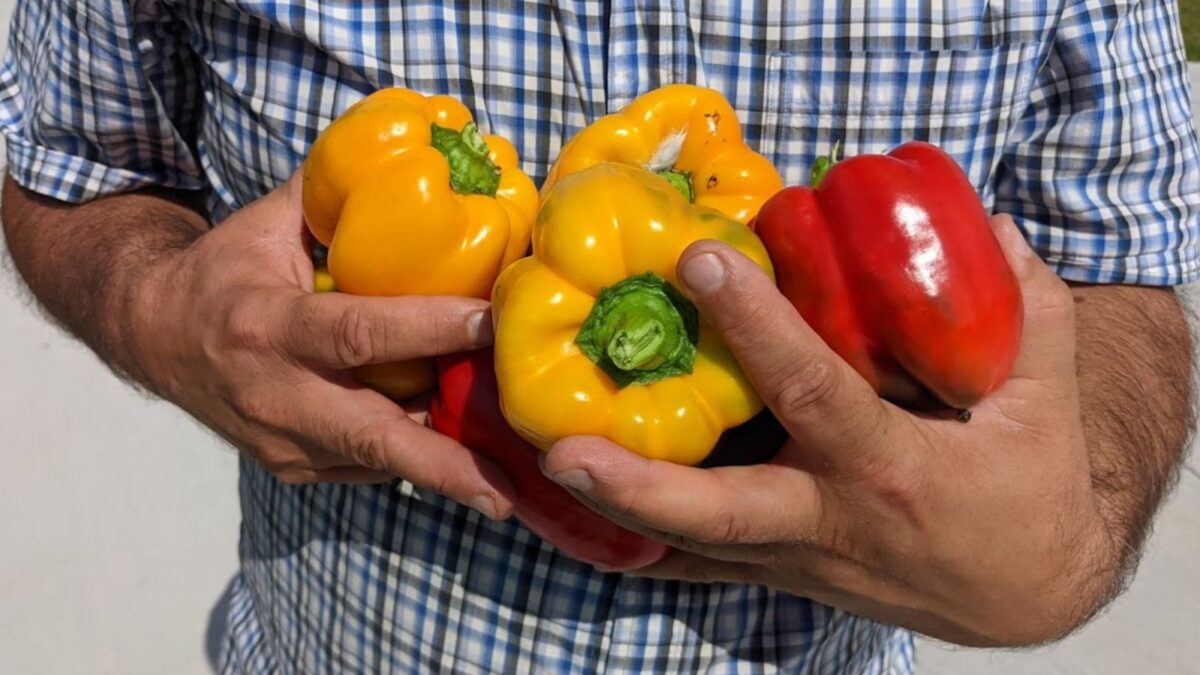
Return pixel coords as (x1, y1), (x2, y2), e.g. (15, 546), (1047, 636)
(993, 0), (1200, 285)
(0, 0), (203, 203)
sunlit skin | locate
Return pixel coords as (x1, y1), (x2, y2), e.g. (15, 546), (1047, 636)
(493, 163), (774, 465)
(541, 84), (784, 225)
(536, 214), (1193, 646)
(754, 142), (1023, 408)
(303, 87), (538, 399)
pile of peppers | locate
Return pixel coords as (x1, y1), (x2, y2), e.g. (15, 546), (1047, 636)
(301, 84), (1022, 570)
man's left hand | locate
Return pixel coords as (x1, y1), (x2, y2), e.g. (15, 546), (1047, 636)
(541, 215), (1116, 647)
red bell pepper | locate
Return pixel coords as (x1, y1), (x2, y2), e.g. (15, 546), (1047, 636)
(429, 348), (670, 570)
(753, 142), (1022, 409)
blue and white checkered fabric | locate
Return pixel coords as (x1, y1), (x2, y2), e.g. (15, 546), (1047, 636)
(2, 1), (1197, 673)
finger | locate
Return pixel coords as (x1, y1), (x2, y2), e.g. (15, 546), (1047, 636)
(676, 240), (893, 468)
(312, 466), (397, 484)
(267, 168), (305, 218)
(272, 465), (396, 485)
(250, 379), (517, 519)
(622, 548), (760, 585)
(232, 421), (371, 475)
(989, 215), (1076, 387)
(277, 293), (493, 368)
(322, 371), (433, 425)
(542, 435), (823, 558)
(285, 442), (353, 470)
(237, 418), (399, 483)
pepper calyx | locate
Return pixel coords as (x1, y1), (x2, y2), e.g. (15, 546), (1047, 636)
(810, 140), (843, 188)
(575, 272), (700, 387)
(655, 168), (696, 203)
(431, 122), (502, 196)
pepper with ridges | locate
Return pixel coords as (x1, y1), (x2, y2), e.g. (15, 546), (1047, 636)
(542, 84), (783, 225)
(302, 87), (537, 399)
(493, 162), (774, 465)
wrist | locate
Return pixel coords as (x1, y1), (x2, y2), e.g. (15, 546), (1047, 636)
(109, 244), (195, 394)
(968, 500), (1118, 647)
(1077, 485), (1134, 611)
(1040, 502), (1120, 642)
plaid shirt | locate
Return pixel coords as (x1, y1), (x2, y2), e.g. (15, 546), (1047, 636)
(2, 1), (1197, 673)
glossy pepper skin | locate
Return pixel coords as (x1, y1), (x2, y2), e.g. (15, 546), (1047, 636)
(302, 87), (537, 399)
(754, 141), (1023, 408)
(493, 163), (774, 465)
(542, 84), (783, 225)
(429, 349), (670, 570)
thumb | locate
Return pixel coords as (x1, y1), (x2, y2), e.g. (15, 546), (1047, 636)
(266, 168), (306, 219)
(216, 168), (315, 289)
(674, 240), (890, 469)
(230, 168), (307, 238)
(990, 214), (1077, 392)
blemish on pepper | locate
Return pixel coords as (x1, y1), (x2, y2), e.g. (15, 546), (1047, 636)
(707, 174), (719, 189)
(704, 110), (721, 133)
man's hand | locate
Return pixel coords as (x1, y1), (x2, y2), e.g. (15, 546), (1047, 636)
(541, 215), (1157, 646)
(3, 172), (515, 519)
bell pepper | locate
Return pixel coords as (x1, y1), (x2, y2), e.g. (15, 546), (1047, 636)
(493, 163), (774, 465)
(302, 87), (537, 399)
(430, 348), (670, 570)
(753, 142), (1023, 409)
(312, 244), (337, 293)
(542, 84), (783, 225)
(313, 266), (337, 294)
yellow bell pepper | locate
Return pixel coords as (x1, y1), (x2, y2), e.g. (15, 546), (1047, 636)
(493, 163), (775, 465)
(312, 264), (337, 294)
(542, 84), (783, 225)
(303, 87), (537, 399)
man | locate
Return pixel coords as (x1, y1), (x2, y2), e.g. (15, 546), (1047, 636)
(1, 1), (1195, 673)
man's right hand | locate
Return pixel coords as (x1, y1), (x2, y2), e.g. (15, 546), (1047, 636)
(125, 171), (514, 518)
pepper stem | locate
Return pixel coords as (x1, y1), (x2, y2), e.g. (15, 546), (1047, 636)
(655, 168), (695, 203)
(575, 272), (700, 388)
(607, 312), (669, 371)
(810, 140), (842, 188)
(431, 122), (501, 196)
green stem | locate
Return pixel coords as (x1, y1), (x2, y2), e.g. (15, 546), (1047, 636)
(431, 122), (501, 196)
(810, 140), (842, 188)
(575, 272), (700, 388)
(609, 319), (664, 370)
(655, 168), (695, 203)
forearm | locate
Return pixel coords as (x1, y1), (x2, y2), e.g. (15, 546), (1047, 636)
(1071, 283), (1192, 590)
(1, 174), (209, 384)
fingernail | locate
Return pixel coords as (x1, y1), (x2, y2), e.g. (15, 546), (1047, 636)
(680, 252), (725, 295)
(550, 468), (594, 493)
(593, 563), (618, 574)
(468, 310), (493, 344)
(470, 495), (499, 520)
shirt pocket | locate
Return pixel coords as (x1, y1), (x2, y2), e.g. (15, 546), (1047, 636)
(759, 42), (1042, 202)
